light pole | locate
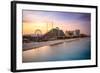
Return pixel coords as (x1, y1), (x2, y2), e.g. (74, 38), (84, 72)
(47, 22), (48, 33)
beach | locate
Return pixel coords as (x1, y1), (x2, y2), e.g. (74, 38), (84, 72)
(22, 37), (91, 63)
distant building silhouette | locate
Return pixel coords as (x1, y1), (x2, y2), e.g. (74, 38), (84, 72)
(43, 27), (65, 40)
(73, 29), (80, 37)
(65, 29), (80, 37)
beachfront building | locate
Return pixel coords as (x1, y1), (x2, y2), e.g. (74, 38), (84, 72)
(73, 29), (80, 37)
(65, 29), (80, 38)
(65, 31), (74, 37)
(43, 27), (65, 41)
(65, 31), (71, 37)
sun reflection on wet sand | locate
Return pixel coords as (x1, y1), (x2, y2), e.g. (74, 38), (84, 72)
(22, 38), (90, 63)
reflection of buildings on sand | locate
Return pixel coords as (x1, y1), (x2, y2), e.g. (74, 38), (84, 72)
(22, 38), (90, 62)
(23, 38), (79, 51)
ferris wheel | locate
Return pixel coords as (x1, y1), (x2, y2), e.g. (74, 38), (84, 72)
(34, 29), (42, 42)
(35, 29), (42, 37)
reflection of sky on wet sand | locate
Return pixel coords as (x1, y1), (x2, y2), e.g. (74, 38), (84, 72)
(22, 38), (91, 63)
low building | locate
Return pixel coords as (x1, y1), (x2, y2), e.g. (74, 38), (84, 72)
(43, 27), (65, 40)
(73, 29), (80, 37)
(65, 29), (80, 37)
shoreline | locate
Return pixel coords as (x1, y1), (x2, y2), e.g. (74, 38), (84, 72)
(23, 37), (89, 51)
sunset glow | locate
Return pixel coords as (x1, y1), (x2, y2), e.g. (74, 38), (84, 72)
(22, 10), (91, 35)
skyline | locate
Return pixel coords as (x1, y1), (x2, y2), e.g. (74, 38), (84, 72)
(22, 10), (91, 35)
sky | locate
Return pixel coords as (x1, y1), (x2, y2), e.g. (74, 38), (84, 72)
(22, 10), (91, 35)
